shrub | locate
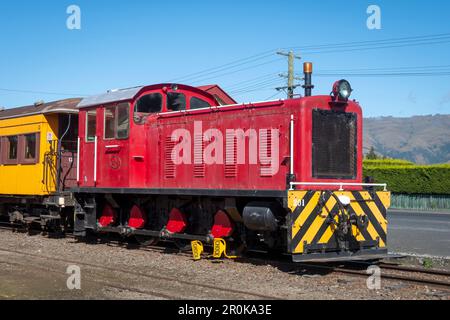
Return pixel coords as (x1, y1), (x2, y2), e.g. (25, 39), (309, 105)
(363, 164), (450, 195)
(363, 159), (415, 167)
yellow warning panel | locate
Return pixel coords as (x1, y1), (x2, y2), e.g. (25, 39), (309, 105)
(288, 190), (391, 254)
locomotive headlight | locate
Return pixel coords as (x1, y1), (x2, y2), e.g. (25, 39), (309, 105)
(332, 79), (353, 101)
(338, 195), (351, 206)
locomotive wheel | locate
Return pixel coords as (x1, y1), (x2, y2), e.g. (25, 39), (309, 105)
(134, 235), (159, 246)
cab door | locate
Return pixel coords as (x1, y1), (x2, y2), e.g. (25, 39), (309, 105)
(80, 109), (97, 187)
(130, 91), (164, 188)
(98, 103), (130, 188)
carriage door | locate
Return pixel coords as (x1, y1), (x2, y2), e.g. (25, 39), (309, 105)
(98, 103), (130, 187)
(58, 114), (79, 190)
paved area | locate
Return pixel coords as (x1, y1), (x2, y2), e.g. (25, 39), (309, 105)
(388, 210), (450, 258)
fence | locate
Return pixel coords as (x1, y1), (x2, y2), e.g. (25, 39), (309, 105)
(391, 193), (450, 211)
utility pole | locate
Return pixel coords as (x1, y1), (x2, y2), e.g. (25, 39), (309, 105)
(276, 51), (302, 99)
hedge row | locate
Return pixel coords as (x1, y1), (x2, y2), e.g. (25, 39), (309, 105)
(363, 164), (450, 195)
(363, 159), (415, 167)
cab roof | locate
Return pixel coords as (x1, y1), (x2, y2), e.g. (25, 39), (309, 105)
(77, 83), (219, 109)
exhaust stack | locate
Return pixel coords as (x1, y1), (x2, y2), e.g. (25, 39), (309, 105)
(303, 62), (314, 97)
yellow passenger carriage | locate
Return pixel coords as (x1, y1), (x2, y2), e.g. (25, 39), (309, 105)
(0, 99), (80, 230)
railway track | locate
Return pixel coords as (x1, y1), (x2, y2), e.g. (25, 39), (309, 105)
(0, 245), (281, 300)
(0, 224), (449, 294)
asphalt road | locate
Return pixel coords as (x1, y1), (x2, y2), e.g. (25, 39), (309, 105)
(387, 210), (450, 258)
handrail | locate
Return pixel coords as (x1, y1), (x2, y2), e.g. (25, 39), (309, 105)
(290, 115), (294, 175)
(76, 137), (80, 183)
(94, 136), (98, 184)
(289, 182), (387, 191)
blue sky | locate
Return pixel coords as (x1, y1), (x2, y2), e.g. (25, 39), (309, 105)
(0, 0), (449, 117)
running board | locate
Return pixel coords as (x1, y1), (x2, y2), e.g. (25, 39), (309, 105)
(292, 249), (400, 263)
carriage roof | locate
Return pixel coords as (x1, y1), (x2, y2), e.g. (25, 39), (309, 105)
(0, 98), (81, 120)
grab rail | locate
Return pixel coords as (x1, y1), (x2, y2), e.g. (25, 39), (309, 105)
(289, 182), (387, 191)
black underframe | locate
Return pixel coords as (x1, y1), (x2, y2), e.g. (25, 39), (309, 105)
(71, 187), (286, 198)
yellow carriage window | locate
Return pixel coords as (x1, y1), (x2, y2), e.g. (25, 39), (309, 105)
(8, 136), (18, 160)
(86, 110), (97, 142)
(24, 134), (36, 159)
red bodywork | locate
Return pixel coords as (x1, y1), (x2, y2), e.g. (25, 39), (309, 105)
(77, 84), (363, 193)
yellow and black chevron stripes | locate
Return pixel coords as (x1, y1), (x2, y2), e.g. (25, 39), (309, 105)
(288, 190), (390, 254)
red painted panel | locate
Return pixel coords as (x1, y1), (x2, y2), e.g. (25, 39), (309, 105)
(78, 86), (364, 193)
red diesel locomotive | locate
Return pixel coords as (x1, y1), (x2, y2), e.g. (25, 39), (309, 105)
(72, 63), (391, 262)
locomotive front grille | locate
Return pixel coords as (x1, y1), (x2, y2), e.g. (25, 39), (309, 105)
(312, 109), (357, 179)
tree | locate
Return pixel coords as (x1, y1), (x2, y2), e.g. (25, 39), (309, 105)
(366, 146), (378, 160)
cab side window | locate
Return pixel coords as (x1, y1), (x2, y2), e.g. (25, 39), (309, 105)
(117, 103), (129, 139)
(104, 103), (130, 140)
(190, 97), (211, 110)
(134, 93), (162, 124)
(86, 110), (97, 142)
(167, 92), (186, 111)
(104, 106), (115, 139)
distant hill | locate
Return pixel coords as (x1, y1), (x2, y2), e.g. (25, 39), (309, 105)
(363, 114), (450, 164)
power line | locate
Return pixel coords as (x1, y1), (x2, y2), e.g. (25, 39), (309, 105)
(313, 64), (450, 73)
(189, 58), (283, 85)
(227, 76), (281, 92)
(229, 78), (283, 95)
(264, 91), (283, 100)
(169, 32), (450, 84)
(0, 87), (88, 96)
(315, 71), (450, 77)
(290, 32), (450, 51)
(4, 32), (450, 99)
(299, 39), (450, 55)
(168, 50), (275, 83)
(231, 84), (284, 96)
(224, 73), (277, 90)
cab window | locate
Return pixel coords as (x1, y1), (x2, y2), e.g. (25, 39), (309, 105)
(117, 103), (129, 139)
(104, 106), (115, 139)
(104, 103), (130, 140)
(86, 110), (97, 142)
(134, 93), (162, 124)
(190, 97), (211, 110)
(167, 92), (186, 111)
